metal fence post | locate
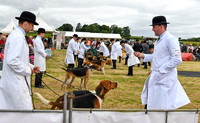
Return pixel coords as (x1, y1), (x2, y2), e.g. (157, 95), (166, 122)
(69, 91), (73, 123)
(165, 111), (168, 123)
(63, 92), (67, 123)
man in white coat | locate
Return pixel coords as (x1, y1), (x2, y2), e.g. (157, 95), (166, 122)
(97, 41), (109, 59)
(34, 28), (48, 88)
(134, 16), (190, 109)
(0, 11), (40, 110)
(110, 39), (118, 69)
(121, 41), (140, 76)
(78, 38), (89, 67)
(74, 40), (80, 67)
(116, 39), (122, 63)
(65, 34), (79, 68)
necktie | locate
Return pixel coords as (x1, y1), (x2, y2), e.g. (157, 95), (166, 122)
(157, 37), (160, 42)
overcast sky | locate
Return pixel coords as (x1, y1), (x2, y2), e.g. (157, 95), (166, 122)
(0, 0), (200, 39)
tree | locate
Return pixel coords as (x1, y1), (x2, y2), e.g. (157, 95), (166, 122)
(122, 26), (131, 38)
(57, 23), (73, 31)
(87, 23), (101, 33)
(81, 24), (89, 32)
(110, 24), (122, 34)
(100, 24), (110, 33)
(75, 23), (82, 32)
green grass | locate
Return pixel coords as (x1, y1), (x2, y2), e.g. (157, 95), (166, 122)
(32, 49), (200, 112)
(181, 40), (200, 46)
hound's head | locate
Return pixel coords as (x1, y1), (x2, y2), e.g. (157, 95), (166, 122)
(95, 80), (118, 99)
(105, 59), (112, 65)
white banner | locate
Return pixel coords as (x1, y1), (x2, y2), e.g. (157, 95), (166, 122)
(0, 112), (63, 123)
(0, 110), (198, 123)
(72, 111), (199, 123)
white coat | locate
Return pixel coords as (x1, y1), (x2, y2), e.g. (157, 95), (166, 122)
(34, 36), (47, 72)
(141, 31), (190, 109)
(74, 42), (80, 55)
(0, 27), (33, 110)
(116, 42), (122, 57)
(65, 39), (78, 64)
(111, 42), (118, 60)
(98, 43), (109, 57)
(123, 44), (140, 67)
(78, 42), (89, 59)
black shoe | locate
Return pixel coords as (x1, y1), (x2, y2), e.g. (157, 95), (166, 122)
(111, 68), (116, 69)
(126, 74), (133, 76)
(143, 67), (147, 69)
(35, 85), (44, 88)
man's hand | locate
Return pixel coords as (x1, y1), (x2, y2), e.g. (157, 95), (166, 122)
(46, 55), (48, 58)
(148, 71), (152, 75)
(134, 52), (144, 58)
(32, 66), (40, 73)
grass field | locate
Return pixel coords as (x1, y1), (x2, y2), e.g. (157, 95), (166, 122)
(32, 49), (200, 112)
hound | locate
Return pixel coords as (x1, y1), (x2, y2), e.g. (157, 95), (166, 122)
(35, 80), (118, 109)
(61, 65), (94, 90)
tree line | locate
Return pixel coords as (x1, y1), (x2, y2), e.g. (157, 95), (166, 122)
(56, 23), (131, 38)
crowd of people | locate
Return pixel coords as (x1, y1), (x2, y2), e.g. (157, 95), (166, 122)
(181, 43), (200, 60)
(0, 11), (190, 111)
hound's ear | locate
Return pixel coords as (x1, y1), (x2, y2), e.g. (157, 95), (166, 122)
(95, 85), (103, 96)
(101, 80), (112, 90)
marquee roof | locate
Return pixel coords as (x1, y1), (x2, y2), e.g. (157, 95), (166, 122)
(65, 31), (121, 39)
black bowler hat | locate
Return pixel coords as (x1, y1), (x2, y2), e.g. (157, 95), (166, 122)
(37, 28), (46, 33)
(73, 34), (78, 38)
(120, 41), (125, 45)
(150, 16), (170, 26)
(15, 11), (39, 25)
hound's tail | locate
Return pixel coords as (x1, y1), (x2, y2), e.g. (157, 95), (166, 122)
(35, 93), (51, 105)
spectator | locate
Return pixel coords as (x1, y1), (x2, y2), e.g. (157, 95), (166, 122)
(193, 48), (200, 61)
(47, 37), (52, 48)
(0, 32), (2, 40)
(143, 40), (151, 69)
(0, 44), (5, 62)
(181, 44), (187, 53)
(0, 36), (6, 46)
(133, 39), (143, 67)
(149, 44), (154, 53)
(188, 44), (194, 53)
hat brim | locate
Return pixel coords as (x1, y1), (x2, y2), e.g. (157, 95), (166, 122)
(37, 31), (46, 33)
(150, 22), (170, 26)
(15, 17), (39, 25)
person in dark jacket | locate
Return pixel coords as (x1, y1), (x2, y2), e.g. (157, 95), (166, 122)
(133, 39), (143, 67)
(143, 40), (151, 69)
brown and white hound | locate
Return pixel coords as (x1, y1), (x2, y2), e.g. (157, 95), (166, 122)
(61, 65), (95, 90)
(35, 80), (118, 110)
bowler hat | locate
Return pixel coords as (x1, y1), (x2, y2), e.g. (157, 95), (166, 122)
(73, 34), (78, 38)
(150, 16), (170, 26)
(37, 28), (46, 33)
(120, 41), (125, 45)
(15, 11), (39, 25)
